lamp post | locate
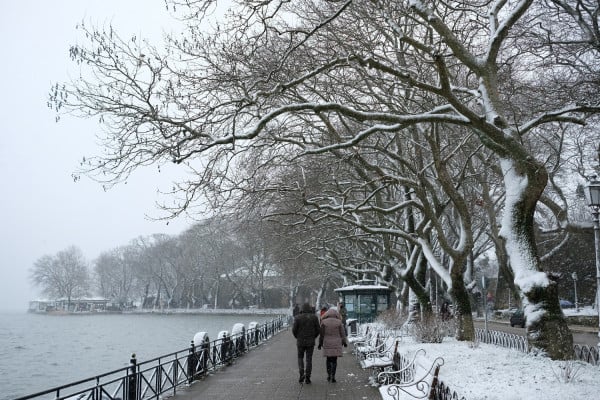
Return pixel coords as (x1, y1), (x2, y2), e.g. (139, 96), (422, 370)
(571, 272), (578, 312)
(583, 175), (600, 347)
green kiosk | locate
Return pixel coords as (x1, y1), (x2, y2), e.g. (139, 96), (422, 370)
(335, 279), (392, 324)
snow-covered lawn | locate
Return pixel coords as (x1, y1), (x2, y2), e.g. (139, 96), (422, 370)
(562, 306), (598, 318)
(397, 338), (599, 400)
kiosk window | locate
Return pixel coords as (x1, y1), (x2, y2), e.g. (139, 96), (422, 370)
(358, 295), (376, 313)
(344, 295), (355, 312)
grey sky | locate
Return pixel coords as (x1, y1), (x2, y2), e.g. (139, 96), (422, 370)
(0, 1), (193, 311)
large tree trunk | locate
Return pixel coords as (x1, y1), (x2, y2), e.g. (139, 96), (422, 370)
(482, 178), (519, 309)
(451, 267), (474, 341)
(315, 276), (330, 309)
(214, 278), (220, 309)
(500, 158), (573, 359)
(288, 284), (299, 310)
(407, 255), (433, 315)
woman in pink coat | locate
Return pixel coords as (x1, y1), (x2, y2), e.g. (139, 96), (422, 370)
(318, 308), (348, 382)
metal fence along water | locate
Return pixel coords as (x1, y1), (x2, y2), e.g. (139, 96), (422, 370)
(13, 316), (286, 400)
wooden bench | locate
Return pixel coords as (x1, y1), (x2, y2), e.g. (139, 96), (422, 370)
(377, 349), (444, 400)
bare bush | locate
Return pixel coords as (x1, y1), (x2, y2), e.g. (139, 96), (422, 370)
(375, 308), (408, 329)
(410, 314), (448, 343)
(551, 360), (584, 383)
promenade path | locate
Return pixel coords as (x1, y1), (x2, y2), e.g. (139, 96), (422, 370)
(172, 327), (380, 400)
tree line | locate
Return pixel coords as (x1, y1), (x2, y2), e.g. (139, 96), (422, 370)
(30, 216), (341, 310)
(48, 0), (600, 359)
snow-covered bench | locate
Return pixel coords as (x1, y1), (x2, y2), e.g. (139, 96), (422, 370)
(348, 324), (371, 344)
(353, 331), (384, 360)
(377, 349), (443, 400)
(360, 338), (401, 385)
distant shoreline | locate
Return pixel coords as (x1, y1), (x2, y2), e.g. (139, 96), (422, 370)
(124, 307), (290, 316)
(27, 307), (290, 316)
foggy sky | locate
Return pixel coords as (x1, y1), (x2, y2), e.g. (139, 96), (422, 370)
(0, 1), (194, 311)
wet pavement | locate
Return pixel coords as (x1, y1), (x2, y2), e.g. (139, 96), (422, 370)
(171, 328), (379, 400)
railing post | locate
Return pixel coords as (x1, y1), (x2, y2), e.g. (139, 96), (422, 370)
(201, 339), (210, 373)
(226, 335), (233, 364)
(94, 377), (101, 400)
(173, 355), (178, 396)
(127, 353), (137, 400)
(156, 357), (162, 395)
(212, 342), (218, 365)
(187, 340), (196, 384)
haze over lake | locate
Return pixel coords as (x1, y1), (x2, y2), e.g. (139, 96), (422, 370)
(0, 312), (279, 400)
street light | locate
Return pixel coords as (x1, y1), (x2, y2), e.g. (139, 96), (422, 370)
(571, 271), (578, 312)
(583, 175), (600, 347)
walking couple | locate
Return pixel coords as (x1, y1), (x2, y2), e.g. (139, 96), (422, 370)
(292, 303), (348, 384)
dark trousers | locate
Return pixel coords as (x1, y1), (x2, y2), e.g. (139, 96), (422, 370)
(297, 345), (314, 377)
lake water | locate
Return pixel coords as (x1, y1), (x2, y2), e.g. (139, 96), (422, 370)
(0, 311), (278, 400)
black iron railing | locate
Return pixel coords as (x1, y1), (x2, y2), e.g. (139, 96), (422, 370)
(475, 328), (599, 365)
(376, 350), (466, 400)
(14, 316), (286, 400)
(432, 380), (468, 400)
(572, 343), (599, 365)
(475, 328), (529, 353)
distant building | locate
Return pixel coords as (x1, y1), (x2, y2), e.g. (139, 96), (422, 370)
(334, 279), (392, 323)
(28, 298), (111, 313)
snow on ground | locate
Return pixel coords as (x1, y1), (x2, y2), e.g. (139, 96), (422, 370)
(562, 306), (598, 317)
(396, 337), (599, 400)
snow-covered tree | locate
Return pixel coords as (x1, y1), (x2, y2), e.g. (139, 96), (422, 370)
(50, 0), (600, 358)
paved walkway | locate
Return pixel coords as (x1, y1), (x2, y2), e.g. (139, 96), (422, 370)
(172, 328), (379, 400)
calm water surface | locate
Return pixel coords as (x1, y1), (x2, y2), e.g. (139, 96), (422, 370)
(0, 312), (275, 400)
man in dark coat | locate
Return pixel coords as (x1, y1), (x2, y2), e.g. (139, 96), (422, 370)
(292, 303), (320, 384)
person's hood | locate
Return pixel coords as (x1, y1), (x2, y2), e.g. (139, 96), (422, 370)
(322, 308), (341, 320)
(301, 303), (313, 313)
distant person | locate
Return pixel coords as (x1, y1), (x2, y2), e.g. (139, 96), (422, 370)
(292, 303), (320, 384)
(338, 302), (348, 334)
(318, 308), (348, 383)
(440, 301), (451, 321)
(319, 304), (329, 320)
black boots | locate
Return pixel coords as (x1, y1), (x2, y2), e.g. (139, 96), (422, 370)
(331, 359), (337, 382)
(299, 370), (311, 384)
(326, 359), (337, 383)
